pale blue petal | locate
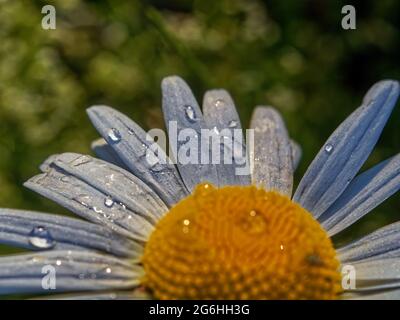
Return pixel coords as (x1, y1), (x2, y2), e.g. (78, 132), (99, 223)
(87, 105), (188, 206)
(294, 80), (400, 217)
(202, 89), (251, 186)
(320, 154), (400, 235)
(250, 106), (293, 196)
(24, 163), (154, 242)
(91, 139), (130, 171)
(162, 76), (218, 190)
(0, 251), (142, 295)
(347, 258), (400, 292)
(0, 209), (141, 258)
(337, 221), (400, 263)
(40, 153), (168, 221)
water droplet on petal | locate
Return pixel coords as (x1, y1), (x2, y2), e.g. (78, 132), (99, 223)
(228, 120), (238, 128)
(92, 206), (103, 214)
(212, 126), (220, 135)
(29, 226), (56, 249)
(184, 105), (197, 122)
(104, 197), (114, 208)
(107, 128), (122, 143)
(214, 99), (225, 107)
(324, 143), (334, 153)
(75, 194), (90, 208)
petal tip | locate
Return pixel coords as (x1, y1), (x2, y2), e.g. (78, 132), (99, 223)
(161, 75), (186, 88)
(363, 80), (400, 105)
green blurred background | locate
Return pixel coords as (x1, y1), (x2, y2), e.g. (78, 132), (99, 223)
(0, 0), (400, 254)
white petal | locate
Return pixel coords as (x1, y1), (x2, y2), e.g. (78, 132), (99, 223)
(321, 154), (400, 235)
(338, 221), (400, 263)
(87, 105), (188, 206)
(25, 165), (154, 242)
(91, 138), (130, 171)
(250, 106), (293, 196)
(202, 89), (251, 186)
(0, 209), (141, 258)
(294, 80), (400, 217)
(162, 76), (218, 190)
(41, 153), (168, 221)
(0, 251), (142, 295)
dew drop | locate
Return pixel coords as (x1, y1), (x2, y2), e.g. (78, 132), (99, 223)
(75, 194), (90, 208)
(56, 260), (62, 266)
(214, 99), (225, 107)
(105, 267), (112, 274)
(228, 120), (238, 128)
(241, 210), (267, 235)
(193, 183), (214, 200)
(92, 206), (103, 214)
(107, 128), (122, 143)
(29, 226), (56, 249)
(324, 143), (334, 153)
(184, 105), (197, 122)
(104, 197), (115, 208)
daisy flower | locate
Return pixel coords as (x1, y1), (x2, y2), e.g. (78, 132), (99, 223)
(0, 76), (400, 300)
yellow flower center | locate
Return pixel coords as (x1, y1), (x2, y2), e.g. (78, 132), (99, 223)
(142, 184), (341, 299)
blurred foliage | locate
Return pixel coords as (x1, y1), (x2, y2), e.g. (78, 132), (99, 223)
(0, 0), (400, 251)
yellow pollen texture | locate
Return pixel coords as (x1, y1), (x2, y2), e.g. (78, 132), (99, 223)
(142, 184), (341, 300)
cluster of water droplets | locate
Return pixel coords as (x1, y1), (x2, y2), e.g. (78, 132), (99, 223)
(74, 193), (130, 224)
